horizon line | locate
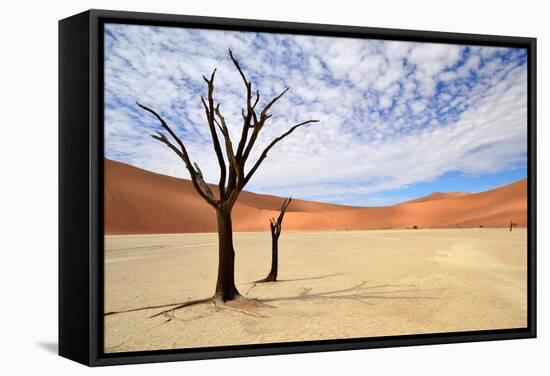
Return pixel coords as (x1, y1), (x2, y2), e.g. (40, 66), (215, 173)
(104, 157), (527, 208)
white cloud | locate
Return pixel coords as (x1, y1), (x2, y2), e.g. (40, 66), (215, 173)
(379, 95), (393, 109)
(410, 101), (427, 114)
(104, 24), (528, 205)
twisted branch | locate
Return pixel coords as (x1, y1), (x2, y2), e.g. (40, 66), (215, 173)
(136, 102), (217, 207)
(201, 68), (227, 200)
(243, 120), (319, 187)
(270, 196), (292, 238)
(138, 50), (319, 211)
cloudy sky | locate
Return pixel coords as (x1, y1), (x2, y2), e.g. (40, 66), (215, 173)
(104, 23), (527, 207)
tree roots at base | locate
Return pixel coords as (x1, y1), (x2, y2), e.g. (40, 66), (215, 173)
(149, 294), (274, 319)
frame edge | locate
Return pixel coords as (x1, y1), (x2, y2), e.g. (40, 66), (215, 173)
(59, 10), (93, 366)
(59, 8), (537, 366)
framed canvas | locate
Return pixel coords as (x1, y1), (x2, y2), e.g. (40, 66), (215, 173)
(59, 9), (537, 366)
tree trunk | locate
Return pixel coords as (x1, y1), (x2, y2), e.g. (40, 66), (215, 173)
(263, 232), (279, 282)
(214, 207), (240, 301)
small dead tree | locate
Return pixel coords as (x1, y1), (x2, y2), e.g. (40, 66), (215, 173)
(509, 220), (517, 232)
(257, 197), (292, 283)
(137, 49), (318, 314)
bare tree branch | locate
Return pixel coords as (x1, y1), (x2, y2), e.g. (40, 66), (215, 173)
(137, 102), (218, 208)
(137, 102), (192, 166)
(260, 88), (289, 119)
(150, 131), (184, 160)
(202, 69), (227, 200)
(270, 196), (292, 237)
(243, 120), (319, 187)
(194, 162), (215, 201)
(228, 49), (255, 164)
(269, 217), (278, 236)
(228, 48), (249, 88)
(138, 50), (320, 212)
(239, 88), (288, 167)
(278, 196), (292, 227)
(239, 116), (266, 167)
(252, 90), (260, 110)
(236, 113), (252, 159)
(214, 105), (239, 175)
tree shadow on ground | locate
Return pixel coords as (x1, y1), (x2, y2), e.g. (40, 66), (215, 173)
(248, 272), (343, 284)
(105, 279), (438, 318)
(275, 273), (343, 283)
(260, 280), (437, 306)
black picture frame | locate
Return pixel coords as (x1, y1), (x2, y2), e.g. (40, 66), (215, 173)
(59, 8), (537, 367)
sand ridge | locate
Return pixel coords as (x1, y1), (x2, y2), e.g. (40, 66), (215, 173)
(104, 159), (527, 235)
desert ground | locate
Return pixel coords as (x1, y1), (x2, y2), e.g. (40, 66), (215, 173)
(104, 228), (527, 353)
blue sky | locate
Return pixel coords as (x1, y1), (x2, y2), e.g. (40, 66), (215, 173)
(104, 24), (528, 207)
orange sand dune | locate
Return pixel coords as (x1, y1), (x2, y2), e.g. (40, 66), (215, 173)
(104, 159), (527, 234)
(401, 191), (469, 204)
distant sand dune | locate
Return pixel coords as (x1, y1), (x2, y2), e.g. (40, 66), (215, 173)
(104, 159), (527, 235)
(400, 191), (469, 204)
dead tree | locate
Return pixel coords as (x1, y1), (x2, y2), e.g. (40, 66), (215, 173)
(257, 197), (292, 283)
(509, 220), (517, 232)
(137, 49), (318, 313)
